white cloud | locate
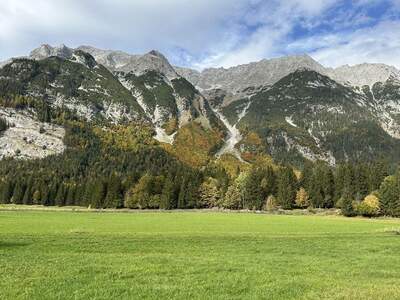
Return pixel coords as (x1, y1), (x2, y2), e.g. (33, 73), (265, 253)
(306, 21), (400, 69)
(0, 0), (248, 61)
(193, 0), (339, 69)
(0, 0), (399, 71)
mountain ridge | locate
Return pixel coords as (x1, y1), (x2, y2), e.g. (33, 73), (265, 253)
(1, 44), (400, 167)
(4, 44), (400, 92)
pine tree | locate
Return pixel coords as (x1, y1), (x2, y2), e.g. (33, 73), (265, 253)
(353, 164), (369, 201)
(177, 178), (186, 209)
(309, 172), (324, 208)
(260, 166), (276, 199)
(378, 175), (400, 217)
(341, 188), (355, 217)
(160, 177), (175, 209)
(55, 184), (66, 206)
(243, 167), (264, 210)
(368, 161), (389, 191)
(299, 162), (313, 191)
(0, 180), (13, 204)
(40, 182), (50, 206)
(11, 181), (25, 204)
(334, 163), (354, 203)
(277, 167), (297, 209)
(321, 167), (335, 208)
(22, 179), (33, 205)
(65, 184), (76, 206)
(92, 180), (106, 208)
(105, 174), (123, 208)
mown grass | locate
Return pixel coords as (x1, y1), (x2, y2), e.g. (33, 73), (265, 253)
(1, 211), (400, 299)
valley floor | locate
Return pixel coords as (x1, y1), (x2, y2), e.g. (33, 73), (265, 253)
(1, 211), (400, 299)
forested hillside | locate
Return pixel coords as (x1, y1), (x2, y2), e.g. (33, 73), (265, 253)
(0, 46), (400, 217)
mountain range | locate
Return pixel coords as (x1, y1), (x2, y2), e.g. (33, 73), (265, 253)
(1, 44), (400, 167)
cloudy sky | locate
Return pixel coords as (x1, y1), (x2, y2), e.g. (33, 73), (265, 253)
(1, 0), (400, 70)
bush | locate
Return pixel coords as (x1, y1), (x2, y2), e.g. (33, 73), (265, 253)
(340, 196), (356, 217)
(355, 194), (380, 217)
(264, 195), (278, 211)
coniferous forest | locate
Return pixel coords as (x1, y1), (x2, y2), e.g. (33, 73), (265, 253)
(0, 112), (398, 217)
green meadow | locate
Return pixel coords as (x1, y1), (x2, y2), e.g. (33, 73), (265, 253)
(1, 210), (400, 299)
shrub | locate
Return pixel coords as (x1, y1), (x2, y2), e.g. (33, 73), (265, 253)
(340, 196), (356, 217)
(356, 194), (380, 217)
(264, 195), (278, 211)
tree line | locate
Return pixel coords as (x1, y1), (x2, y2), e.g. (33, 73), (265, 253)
(0, 123), (398, 217)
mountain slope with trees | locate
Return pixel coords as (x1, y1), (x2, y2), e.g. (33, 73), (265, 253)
(0, 45), (400, 217)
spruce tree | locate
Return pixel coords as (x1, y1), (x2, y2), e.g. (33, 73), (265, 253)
(277, 167), (297, 209)
(243, 167), (264, 210)
(105, 174), (123, 208)
(160, 177), (175, 209)
(177, 179), (186, 209)
(341, 188), (355, 217)
(65, 185), (76, 206)
(0, 180), (13, 204)
(12, 181), (25, 204)
(379, 175), (400, 217)
(55, 184), (66, 206)
(92, 180), (106, 208)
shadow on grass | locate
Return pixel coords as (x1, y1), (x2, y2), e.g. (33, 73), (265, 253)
(0, 241), (30, 249)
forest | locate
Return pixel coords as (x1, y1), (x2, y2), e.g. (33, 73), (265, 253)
(0, 68), (399, 218)
(0, 111), (398, 217)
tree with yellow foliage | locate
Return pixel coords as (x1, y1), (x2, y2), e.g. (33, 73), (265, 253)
(356, 193), (380, 217)
(295, 187), (310, 208)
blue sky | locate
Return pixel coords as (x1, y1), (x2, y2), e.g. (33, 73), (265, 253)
(1, 0), (400, 69)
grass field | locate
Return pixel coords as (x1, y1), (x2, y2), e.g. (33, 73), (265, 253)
(1, 210), (400, 299)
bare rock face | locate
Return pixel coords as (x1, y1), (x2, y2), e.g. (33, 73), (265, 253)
(0, 59), (12, 68)
(0, 108), (65, 160)
(30, 44), (73, 60)
(29, 44), (180, 80)
(176, 56), (400, 94)
(327, 64), (400, 87)
(176, 55), (327, 93)
(77, 46), (179, 80)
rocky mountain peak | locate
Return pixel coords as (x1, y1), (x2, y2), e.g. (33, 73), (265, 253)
(148, 50), (165, 58)
(327, 63), (400, 87)
(30, 44), (73, 60)
(176, 54), (327, 93)
(77, 46), (179, 79)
